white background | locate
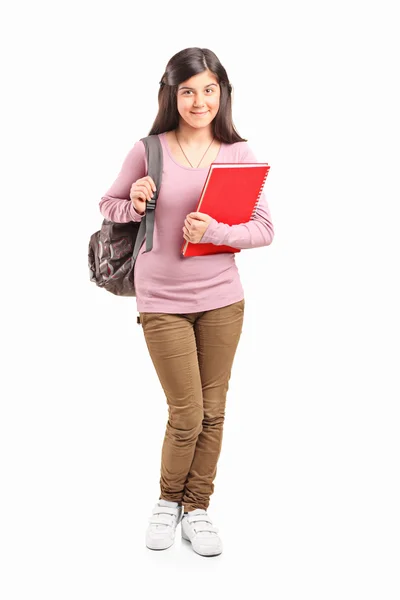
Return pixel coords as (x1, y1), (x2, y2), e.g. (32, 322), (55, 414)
(1, 0), (399, 598)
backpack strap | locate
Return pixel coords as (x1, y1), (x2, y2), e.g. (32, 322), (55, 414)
(132, 134), (163, 260)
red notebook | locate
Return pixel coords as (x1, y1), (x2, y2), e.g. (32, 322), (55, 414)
(181, 162), (270, 257)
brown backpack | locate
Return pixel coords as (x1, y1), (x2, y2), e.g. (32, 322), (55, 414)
(88, 135), (163, 296)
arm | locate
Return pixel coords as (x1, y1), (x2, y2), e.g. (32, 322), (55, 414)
(99, 140), (147, 223)
(199, 144), (274, 249)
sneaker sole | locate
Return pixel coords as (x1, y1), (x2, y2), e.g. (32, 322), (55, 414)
(181, 533), (222, 557)
(146, 540), (174, 551)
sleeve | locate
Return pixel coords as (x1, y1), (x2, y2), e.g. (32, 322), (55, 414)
(199, 143), (274, 249)
(99, 140), (147, 223)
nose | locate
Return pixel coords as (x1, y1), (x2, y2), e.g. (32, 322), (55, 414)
(193, 93), (206, 107)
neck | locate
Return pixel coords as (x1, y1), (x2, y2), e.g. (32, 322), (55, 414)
(175, 121), (214, 147)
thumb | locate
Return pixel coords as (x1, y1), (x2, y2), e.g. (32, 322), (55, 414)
(189, 212), (205, 220)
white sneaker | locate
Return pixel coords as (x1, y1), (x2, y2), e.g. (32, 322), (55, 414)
(181, 509), (223, 556)
(146, 500), (183, 550)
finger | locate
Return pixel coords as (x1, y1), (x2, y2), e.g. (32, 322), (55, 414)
(185, 217), (193, 228)
(135, 183), (153, 200)
(135, 180), (152, 198)
(141, 181), (154, 198)
(133, 190), (148, 203)
(134, 190), (147, 202)
(145, 176), (157, 193)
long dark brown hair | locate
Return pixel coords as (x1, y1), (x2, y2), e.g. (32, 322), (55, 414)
(148, 47), (247, 144)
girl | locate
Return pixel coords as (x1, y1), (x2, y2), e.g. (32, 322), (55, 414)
(99, 47), (274, 557)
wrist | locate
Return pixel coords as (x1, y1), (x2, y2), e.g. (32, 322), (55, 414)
(131, 200), (145, 216)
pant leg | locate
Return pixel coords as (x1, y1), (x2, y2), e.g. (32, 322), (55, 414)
(139, 311), (204, 504)
(182, 298), (245, 512)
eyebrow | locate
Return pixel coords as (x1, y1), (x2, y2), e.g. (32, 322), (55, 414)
(178, 83), (218, 91)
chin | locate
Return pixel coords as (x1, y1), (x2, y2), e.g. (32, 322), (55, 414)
(189, 114), (213, 123)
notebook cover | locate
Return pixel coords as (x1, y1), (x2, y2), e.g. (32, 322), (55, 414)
(181, 162), (270, 257)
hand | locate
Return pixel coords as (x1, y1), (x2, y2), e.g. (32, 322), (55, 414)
(183, 212), (213, 244)
(130, 176), (156, 215)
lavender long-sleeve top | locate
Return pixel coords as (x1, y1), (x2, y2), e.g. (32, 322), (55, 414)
(99, 131), (274, 314)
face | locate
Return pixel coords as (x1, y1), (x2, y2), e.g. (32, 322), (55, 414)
(176, 69), (220, 129)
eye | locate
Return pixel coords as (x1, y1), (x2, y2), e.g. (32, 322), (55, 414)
(182, 88), (215, 95)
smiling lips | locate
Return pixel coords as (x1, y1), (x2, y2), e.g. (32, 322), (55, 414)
(191, 111), (208, 115)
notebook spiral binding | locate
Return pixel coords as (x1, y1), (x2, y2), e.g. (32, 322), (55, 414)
(250, 167), (270, 218)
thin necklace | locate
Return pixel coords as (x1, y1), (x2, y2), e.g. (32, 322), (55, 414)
(175, 130), (215, 168)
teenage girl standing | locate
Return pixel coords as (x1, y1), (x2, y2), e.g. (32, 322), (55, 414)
(99, 47), (274, 557)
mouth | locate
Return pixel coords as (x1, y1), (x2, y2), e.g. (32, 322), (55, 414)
(191, 111), (209, 115)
